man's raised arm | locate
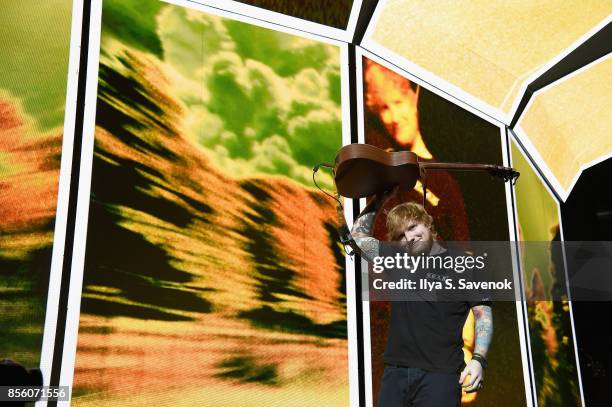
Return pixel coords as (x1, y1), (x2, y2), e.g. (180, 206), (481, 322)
(350, 187), (398, 262)
(351, 210), (379, 262)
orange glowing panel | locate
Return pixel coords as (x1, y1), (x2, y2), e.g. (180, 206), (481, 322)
(517, 55), (611, 200)
(365, 0), (610, 120)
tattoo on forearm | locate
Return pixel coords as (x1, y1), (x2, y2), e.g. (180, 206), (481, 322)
(472, 305), (493, 357)
(353, 236), (379, 261)
(351, 211), (379, 261)
(352, 212), (375, 237)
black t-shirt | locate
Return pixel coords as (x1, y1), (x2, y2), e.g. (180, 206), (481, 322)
(381, 244), (490, 373)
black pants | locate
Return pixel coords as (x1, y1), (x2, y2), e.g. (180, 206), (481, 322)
(378, 366), (462, 407)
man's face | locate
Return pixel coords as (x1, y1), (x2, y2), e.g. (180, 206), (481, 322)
(398, 219), (434, 255)
(365, 65), (419, 146)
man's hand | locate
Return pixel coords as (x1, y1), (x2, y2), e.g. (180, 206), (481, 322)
(459, 359), (484, 393)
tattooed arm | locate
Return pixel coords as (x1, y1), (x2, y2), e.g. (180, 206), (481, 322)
(351, 212), (379, 262)
(472, 304), (493, 358)
(460, 304), (493, 392)
(350, 187), (398, 262)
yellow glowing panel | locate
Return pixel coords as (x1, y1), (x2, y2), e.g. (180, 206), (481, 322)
(369, 0), (609, 115)
(519, 56), (611, 196)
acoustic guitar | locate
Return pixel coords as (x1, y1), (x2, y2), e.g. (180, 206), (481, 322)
(313, 143), (519, 256)
(333, 144), (519, 199)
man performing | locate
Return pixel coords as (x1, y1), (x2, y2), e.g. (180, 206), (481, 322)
(351, 189), (493, 407)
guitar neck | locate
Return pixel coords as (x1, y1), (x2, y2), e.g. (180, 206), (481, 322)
(419, 162), (498, 171)
(418, 162), (519, 182)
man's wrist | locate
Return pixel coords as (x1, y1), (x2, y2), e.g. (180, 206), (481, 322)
(471, 353), (488, 369)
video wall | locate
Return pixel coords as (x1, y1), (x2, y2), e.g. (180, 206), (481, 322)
(2, 0), (602, 406)
(65, 0), (349, 405)
(0, 0), (73, 379)
(512, 141), (583, 407)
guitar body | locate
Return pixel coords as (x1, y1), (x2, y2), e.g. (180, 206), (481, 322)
(334, 144), (419, 198)
(333, 143), (519, 199)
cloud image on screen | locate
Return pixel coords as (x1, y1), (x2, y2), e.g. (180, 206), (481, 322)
(71, 1), (349, 405)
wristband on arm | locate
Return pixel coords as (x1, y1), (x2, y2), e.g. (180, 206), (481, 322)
(471, 353), (488, 369)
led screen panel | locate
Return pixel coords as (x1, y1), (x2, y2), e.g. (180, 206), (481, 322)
(0, 0), (73, 379)
(517, 55), (612, 201)
(363, 0), (609, 121)
(233, 0), (355, 29)
(512, 140), (583, 407)
(65, 0), (350, 405)
(362, 56), (528, 406)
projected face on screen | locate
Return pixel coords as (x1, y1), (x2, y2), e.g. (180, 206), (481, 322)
(365, 60), (420, 147)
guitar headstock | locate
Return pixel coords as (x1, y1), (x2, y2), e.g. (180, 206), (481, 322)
(488, 166), (520, 184)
